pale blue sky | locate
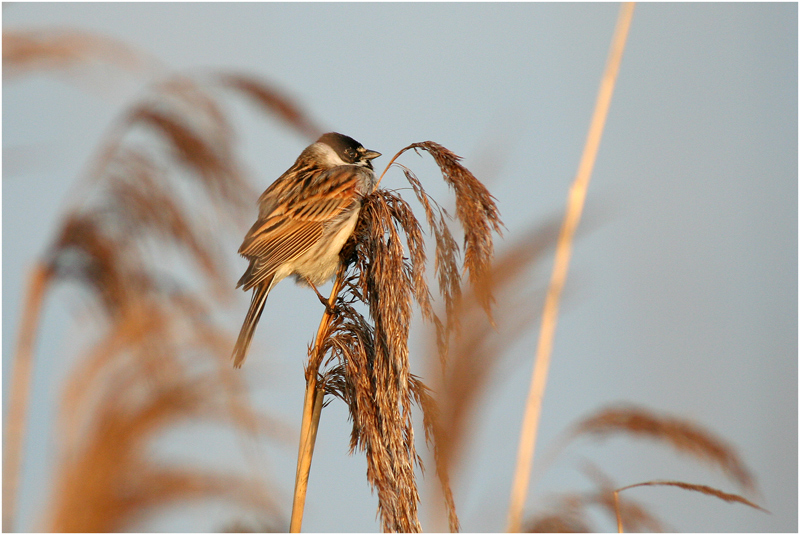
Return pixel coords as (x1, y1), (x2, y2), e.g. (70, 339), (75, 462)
(3, 3), (797, 532)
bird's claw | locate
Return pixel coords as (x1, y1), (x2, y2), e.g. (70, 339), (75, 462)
(316, 292), (337, 315)
(307, 278), (337, 315)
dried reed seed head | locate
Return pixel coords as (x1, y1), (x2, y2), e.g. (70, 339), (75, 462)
(585, 482), (665, 532)
(409, 376), (460, 533)
(424, 222), (558, 494)
(217, 73), (323, 140)
(48, 173), (227, 318)
(572, 405), (757, 493)
(17, 64), (308, 532)
(320, 190), (432, 532)
(2, 29), (153, 78)
(526, 516), (593, 533)
(106, 150), (243, 300)
(49, 302), (282, 532)
(47, 75), (275, 315)
(131, 86), (249, 187)
(402, 142), (503, 313)
(108, 166), (219, 276)
(323, 138), (505, 531)
(127, 106), (246, 204)
(616, 480), (768, 513)
(400, 166), (461, 364)
(157, 76), (236, 145)
(524, 465), (666, 533)
(384, 142), (504, 374)
(525, 500), (593, 534)
(47, 213), (140, 315)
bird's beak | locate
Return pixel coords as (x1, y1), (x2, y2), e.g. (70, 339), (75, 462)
(364, 150), (381, 160)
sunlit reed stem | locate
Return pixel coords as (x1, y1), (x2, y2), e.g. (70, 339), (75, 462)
(290, 263), (346, 532)
(3, 263), (52, 532)
(506, 3), (635, 531)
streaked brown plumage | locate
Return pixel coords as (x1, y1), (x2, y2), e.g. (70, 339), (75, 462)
(232, 132), (380, 367)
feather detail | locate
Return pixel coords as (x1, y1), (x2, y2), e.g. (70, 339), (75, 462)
(232, 276), (274, 367)
(232, 132), (379, 366)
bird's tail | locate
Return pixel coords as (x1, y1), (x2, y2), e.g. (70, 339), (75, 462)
(232, 278), (272, 368)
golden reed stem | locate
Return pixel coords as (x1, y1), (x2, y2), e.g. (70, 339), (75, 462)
(3, 263), (51, 532)
(290, 263), (346, 532)
(506, 4), (635, 531)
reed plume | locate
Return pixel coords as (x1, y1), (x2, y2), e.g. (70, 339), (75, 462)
(314, 142), (503, 532)
(520, 405), (768, 532)
(427, 222), (561, 473)
(570, 404), (757, 493)
(3, 28), (156, 79)
(523, 464), (666, 532)
(4, 35), (321, 530)
(48, 303), (283, 533)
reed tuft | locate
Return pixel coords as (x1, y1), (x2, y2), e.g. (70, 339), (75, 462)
(570, 404), (756, 493)
(384, 142), (503, 321)
(524, 495), (593, 533)
(615, 480), (768, 514)
(2, 29), (153, 79)
(323, 189), (425, 532)
(581, 463), (666, 532)
(48, 303), (283, 533)
(430, 223), (559, 472)
(316, 144), (504, 531)
(4, 47), (322, 530)
(217, 73), (323, 139)
(523, 464), (666, 532)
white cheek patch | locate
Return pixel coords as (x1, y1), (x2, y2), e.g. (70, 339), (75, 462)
(312, 143), (348, 167)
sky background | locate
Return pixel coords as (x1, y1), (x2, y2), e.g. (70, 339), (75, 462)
(3, 2), (797, 532)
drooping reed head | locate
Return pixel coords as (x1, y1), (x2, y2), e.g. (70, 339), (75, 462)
(320, 142), (504, 532)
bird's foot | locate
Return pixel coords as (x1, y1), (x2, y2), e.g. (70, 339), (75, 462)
(307, 278), (337, 315)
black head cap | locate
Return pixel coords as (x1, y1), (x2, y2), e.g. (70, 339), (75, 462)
(317, 132), (363, 163)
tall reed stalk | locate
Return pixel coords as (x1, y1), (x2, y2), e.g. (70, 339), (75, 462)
(506, 3), (636, 531)
(290, 264), (346, 532)
(3, 263), (52, 531)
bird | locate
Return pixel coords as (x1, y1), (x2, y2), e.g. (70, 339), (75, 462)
(232, 132), (381, 367)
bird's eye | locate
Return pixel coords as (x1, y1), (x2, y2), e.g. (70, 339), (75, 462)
(345, 148), (357, 161)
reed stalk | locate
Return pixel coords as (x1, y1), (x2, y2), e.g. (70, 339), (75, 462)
(614, 491), (624, 533)
(3, 262), (52, 532)
(506, 3), (635, 531)
(290, 263), (346, 532)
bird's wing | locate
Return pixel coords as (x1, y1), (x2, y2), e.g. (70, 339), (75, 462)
(237, 165), (369, 289)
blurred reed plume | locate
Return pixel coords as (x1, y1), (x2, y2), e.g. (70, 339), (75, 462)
(569, 404), (757, 493)
(519, 405), (766, 531)
(47, 302), (284, 532)
(2, 28), (156, 79)
(614, 481), (767, 516)
(4, 27), (322, 531)
(416, 220), (560, 531)
(424, 222), (561, 475)
(525, 464), (665, 533)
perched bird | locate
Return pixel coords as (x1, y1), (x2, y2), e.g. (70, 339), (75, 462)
(232, 132), (381, 367)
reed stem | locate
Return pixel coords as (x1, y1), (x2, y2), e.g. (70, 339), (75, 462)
(289, 263), (346, 532)
(614, 490), (624, 533)
(506, 4), (635, 531)
(3, 263), (51, 532)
